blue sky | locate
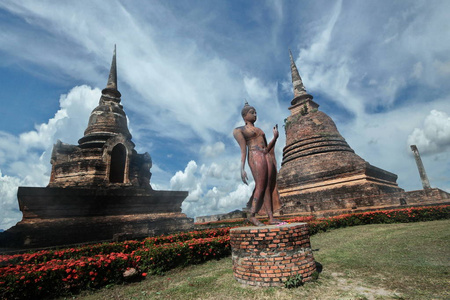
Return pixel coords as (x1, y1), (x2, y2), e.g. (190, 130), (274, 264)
(1, 0), (449, 230)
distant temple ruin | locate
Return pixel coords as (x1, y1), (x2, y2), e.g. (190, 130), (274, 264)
(276, 51), (449, 216)
(0, 47), (193, 249)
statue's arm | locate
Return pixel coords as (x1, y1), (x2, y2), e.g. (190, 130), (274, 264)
(266, 124), (279, 152)
(233, 128), (249, 185)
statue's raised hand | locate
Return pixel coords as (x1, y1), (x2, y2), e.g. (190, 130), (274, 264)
(273, 124), (279, 139)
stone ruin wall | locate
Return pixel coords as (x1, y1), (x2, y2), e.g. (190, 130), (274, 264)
(196, 210), (247, 224)
(49, 141), (152, 189)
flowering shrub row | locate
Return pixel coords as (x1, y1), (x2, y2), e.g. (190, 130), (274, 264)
(135, 235), (230, 275)
(1, 251), (138, 299)
(0, 234), (230, 299)
(287, 205), (450, 235)
(0, 227), (230, 267)
(0, 228), (230, 299)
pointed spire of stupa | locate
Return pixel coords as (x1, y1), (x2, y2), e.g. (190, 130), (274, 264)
(79, 45), (129, 147)
(106, 45), (117, 90)
(289, 49), (313, 105)
(102, 45), (121, 100)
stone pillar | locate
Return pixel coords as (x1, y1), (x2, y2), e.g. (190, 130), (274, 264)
(230, 223), (316, 287)
(410, 145), (431, 190)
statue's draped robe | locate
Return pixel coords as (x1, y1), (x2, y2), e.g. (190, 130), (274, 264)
(247, 147), (282, 215)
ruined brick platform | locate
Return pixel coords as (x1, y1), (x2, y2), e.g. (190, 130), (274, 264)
(230, 223), (316, 287)
(0, 187), (193, 249)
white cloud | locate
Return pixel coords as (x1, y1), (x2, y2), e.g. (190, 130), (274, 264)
(408, 110), (450, 155)
(244, 76), (275, 103)
(0, 170), (22, 230)
(216, 183), (254, 211)
(200, 142), (225, 158)
(170, 160), (202, 202)
(170, 159), (255, 218)
(0, 132), (23, 165)
(19, 85), (99, 148)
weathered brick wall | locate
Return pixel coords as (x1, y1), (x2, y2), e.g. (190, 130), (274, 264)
(196, 210), (246, 223)
(281, 187), (450, 216)
(230, 223), (316, 287)
(4, 187), (193, 248)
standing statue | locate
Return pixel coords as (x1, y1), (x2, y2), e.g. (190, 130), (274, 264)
(233, 102), (282, 226)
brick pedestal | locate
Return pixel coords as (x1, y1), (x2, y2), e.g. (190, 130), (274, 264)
(230, 223), (316, 287)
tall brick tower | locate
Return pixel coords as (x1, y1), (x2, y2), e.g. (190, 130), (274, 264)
(49, 46), (152, 188)
(277, 51), (404, 214)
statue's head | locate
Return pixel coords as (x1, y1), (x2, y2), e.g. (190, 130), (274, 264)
(241, 101), (256, 119)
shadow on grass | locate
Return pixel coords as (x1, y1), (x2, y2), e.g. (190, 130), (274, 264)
(315, 261), (323, 274)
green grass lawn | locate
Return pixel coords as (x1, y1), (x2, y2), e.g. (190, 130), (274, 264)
(61, 219), (450, 300)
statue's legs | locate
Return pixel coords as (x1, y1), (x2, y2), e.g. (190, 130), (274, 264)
(248, 150), (270, 226)
(264, 154), (281, 225)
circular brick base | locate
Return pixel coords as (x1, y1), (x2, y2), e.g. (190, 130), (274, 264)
(230, 222), (316, 287)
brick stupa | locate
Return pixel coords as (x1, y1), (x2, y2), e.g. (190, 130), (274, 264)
(277, 51), (449, 215)
(0, 47), (193, 249)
